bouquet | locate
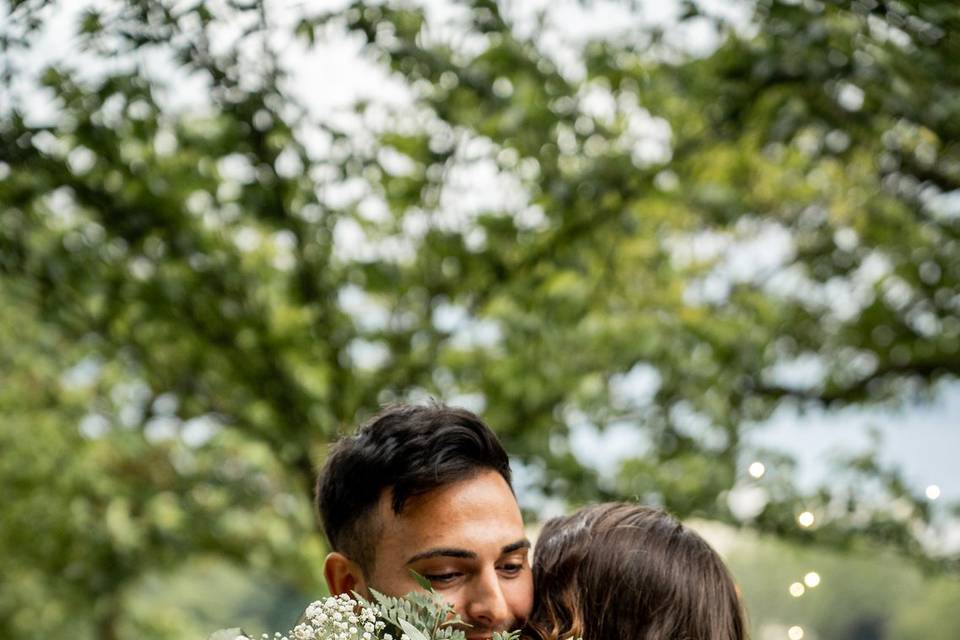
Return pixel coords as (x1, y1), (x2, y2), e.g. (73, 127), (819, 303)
(209, 578), (521, 640)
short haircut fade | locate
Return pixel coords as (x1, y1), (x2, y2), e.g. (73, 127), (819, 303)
(315, 403), (513, 573)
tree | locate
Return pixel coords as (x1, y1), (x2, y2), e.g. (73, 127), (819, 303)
(1, 0), (958, 636)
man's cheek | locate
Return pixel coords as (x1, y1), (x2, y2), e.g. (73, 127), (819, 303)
(514, 574), (534, 619)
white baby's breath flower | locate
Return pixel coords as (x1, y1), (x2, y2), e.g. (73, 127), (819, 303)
(292, 624), (315, 640)
(305, 601), (324, 620)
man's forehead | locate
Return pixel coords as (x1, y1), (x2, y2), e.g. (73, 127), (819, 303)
(384, 470), (519, 515)
(375, 471), (525, 554)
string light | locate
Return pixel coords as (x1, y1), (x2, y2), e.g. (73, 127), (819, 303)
(789, 582), (805, 597)
(788, 626), (804, 640)
(797, 511), (815, 528)
(749, 462), (766, 478)
(804, 572), (820, 588)
(926, 485), (941, 500)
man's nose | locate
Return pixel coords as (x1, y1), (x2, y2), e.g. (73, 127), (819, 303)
(464, 568), (510, 631)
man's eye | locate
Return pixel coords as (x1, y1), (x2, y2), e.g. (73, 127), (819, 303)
(423, 572), (461, 584)
(498, 563), (523, 575)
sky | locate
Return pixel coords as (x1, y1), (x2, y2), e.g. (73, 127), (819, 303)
(6, 0), (958, 512)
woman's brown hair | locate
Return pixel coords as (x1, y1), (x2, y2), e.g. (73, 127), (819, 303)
(525, 503), (746, 640)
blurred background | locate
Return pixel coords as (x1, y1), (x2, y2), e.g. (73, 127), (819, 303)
(2, 0), (959, 638)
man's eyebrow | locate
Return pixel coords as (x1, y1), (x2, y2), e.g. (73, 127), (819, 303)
(405, 548), (477, 564)
(501, 539), (531, 554)
(404, 539), (530, 564)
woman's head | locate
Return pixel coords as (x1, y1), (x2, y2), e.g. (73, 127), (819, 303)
(526, 503), (745, 640)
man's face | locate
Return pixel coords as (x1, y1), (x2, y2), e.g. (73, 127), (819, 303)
(364, 470), (533, 638)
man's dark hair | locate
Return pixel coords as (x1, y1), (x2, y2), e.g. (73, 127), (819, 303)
(315, 403), (513, 574)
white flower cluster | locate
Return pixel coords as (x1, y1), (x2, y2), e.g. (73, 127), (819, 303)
(233, 594), (390, 640)
(214, 582), (513, 640)
(296, 594), (388, 640)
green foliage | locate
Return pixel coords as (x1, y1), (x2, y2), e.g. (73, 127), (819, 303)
(370, 588), (464, 640)
(1, 0), (959, 637)
(371, 585), (519, 640)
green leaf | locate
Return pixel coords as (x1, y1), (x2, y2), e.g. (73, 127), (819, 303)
(409, 570), (434, 591)
(399, 618), (431, 640)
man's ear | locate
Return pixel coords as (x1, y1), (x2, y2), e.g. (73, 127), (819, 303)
(324, 551), (368, 596)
